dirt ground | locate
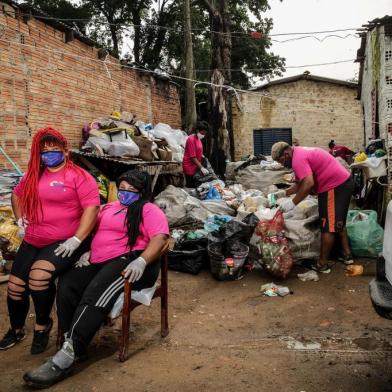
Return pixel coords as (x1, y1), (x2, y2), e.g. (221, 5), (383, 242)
(1, 260), (392, 392)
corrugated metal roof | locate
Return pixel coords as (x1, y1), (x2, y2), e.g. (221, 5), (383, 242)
(252, 72), (358, 91)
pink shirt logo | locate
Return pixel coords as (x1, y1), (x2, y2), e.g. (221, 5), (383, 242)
(49, 180), (66, 191)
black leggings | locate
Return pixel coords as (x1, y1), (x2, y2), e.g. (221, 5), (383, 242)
(56, 251), (160, 357)
(7, 240), (89, 330)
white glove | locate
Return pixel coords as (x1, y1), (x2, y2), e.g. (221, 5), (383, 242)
(280, 199), (296, 213)
(74, 251), (91, 268)
(123, 256), (147, 283)
(54, 236), (82, 258)
(200, 167), (209, 176)
(17, 217), (28, 238)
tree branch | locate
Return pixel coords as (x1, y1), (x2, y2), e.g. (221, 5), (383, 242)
(202, 0), (216, 15)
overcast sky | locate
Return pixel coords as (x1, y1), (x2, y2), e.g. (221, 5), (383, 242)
(263, 0), (391, 82)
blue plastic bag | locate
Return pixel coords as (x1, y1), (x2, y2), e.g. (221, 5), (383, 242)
(206, 185), (221, 200)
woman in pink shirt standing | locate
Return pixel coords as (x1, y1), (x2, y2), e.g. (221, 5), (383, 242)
(0, 128), (100, 354)
(271, 142), (354, 274)
(182, 121), (209, 187)
(24, 170), (169, 388)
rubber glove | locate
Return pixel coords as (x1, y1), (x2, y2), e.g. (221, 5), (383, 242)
(17, 217), (27, 238)
(74, 251), (91, 268)
(200, 167), (209, 176)
(54, 236), (82, 258)
(280, 199), (296, 213)
(123, 256), (147, 283)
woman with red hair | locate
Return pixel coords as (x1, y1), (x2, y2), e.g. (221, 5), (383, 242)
(0, 128), (100, 354)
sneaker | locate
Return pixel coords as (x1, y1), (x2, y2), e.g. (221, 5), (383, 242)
(311, 263), (331, 274)
(338, 254), (354, 265)
(31, 318), (53, 355)
(0, 328), (26, 350)
(23, 359), (74, 389)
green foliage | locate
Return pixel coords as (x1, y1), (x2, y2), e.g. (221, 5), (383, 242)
(25, 0), (285, 87)
(24, 0), (92, 33)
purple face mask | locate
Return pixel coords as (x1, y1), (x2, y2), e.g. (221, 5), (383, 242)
(118, 190), (140, 206)
(41, 151), (65, 167)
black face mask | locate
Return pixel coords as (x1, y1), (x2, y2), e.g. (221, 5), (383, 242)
(283, 157), (292, 169)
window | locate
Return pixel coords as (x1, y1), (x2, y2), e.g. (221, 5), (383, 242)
(388, 99), (392, 110)
(253, 128), (292, 156)
(19, 33), (25, 44)
(387, 76), (392, 85)
(386, 50), (392, 62)
(388, 123), (392, 134)
(385, 22), (392, 37)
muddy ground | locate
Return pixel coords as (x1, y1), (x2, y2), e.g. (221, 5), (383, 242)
(1, 260), (392, 392)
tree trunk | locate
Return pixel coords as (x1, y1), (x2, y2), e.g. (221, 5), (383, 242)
(132, 13), (141, 64)
(206, 0), (232, 177)
(184, 0), (197, 132)
(109, 23), (120, 57)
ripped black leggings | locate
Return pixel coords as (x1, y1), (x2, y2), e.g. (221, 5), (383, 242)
(7, 240), (88, 330)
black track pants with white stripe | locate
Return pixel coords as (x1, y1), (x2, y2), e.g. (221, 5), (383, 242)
(56, 251), (160, 356)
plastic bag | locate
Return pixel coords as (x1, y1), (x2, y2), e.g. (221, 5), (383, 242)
(193, 158), (218, 187)
(207, 185), (221, 200)
(0, 206), (21, 255)
(109, 284), (158, 319)
(255, 210), (293, 279)
(168, 238), (209, 275)
(208, 220), (253, 247)
(208, 240), (249, 281)
(346, 210), (384, 257)
(107, 140), (140, 157)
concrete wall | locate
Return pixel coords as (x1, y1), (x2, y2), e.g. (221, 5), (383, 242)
(232, 79), (363, 160)
(0, 2), (181, 170)
(360, 25), (392, 144)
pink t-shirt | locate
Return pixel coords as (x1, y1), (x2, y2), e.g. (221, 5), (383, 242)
(182, 135), (203, 176)
(90, 201), (169, 264)
(292, 147), (350, 194)
(13, 167), (100, 248)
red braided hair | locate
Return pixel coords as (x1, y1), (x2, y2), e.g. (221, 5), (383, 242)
(20, 127), (84, 223)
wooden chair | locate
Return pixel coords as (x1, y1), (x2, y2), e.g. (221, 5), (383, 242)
(119, 242), (169, 361)
(56, 243), (169, 362)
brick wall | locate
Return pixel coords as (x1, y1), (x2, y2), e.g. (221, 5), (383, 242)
(232, 79), (364, 160)
(0, 3), (181, 170)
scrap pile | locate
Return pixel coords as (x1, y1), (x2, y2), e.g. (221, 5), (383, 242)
(155, 157), (321, 281)
(0, 171), (23, 281)
(82, 111), (187, 162)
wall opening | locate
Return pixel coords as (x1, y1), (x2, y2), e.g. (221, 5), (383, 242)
(253, 128), (292, 156)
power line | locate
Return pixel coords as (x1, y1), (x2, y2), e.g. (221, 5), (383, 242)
(190, 59), (356, 73)
(0, 37), (376, 126)
(0, 9), (362, 39)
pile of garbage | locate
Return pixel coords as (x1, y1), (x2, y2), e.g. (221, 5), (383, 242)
(155, 158), (322, 281)
(0, 170), (22, 206)
(0, 171), (22, 278)
(82, 112), (187, 162)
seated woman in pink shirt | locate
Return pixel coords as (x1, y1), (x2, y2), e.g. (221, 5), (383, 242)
(182, 121), (209, 187)
(271, 142), (354, 274)
(0, 128), (100, 354)
(24, 169), (169, 388)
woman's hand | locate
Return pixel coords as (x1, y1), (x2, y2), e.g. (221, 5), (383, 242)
(54, 236), (82, 258)
(123, 256), (147, 283)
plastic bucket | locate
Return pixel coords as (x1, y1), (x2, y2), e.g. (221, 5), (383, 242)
(208, 242), (249, 281)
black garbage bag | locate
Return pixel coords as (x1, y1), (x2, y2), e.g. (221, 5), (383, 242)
(193, 158), (218, 187)
(242, 213), (260, 228)
(207, 221), (252, 281)
(208, 220), (253, 251)
(168, 238), (209, 275)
